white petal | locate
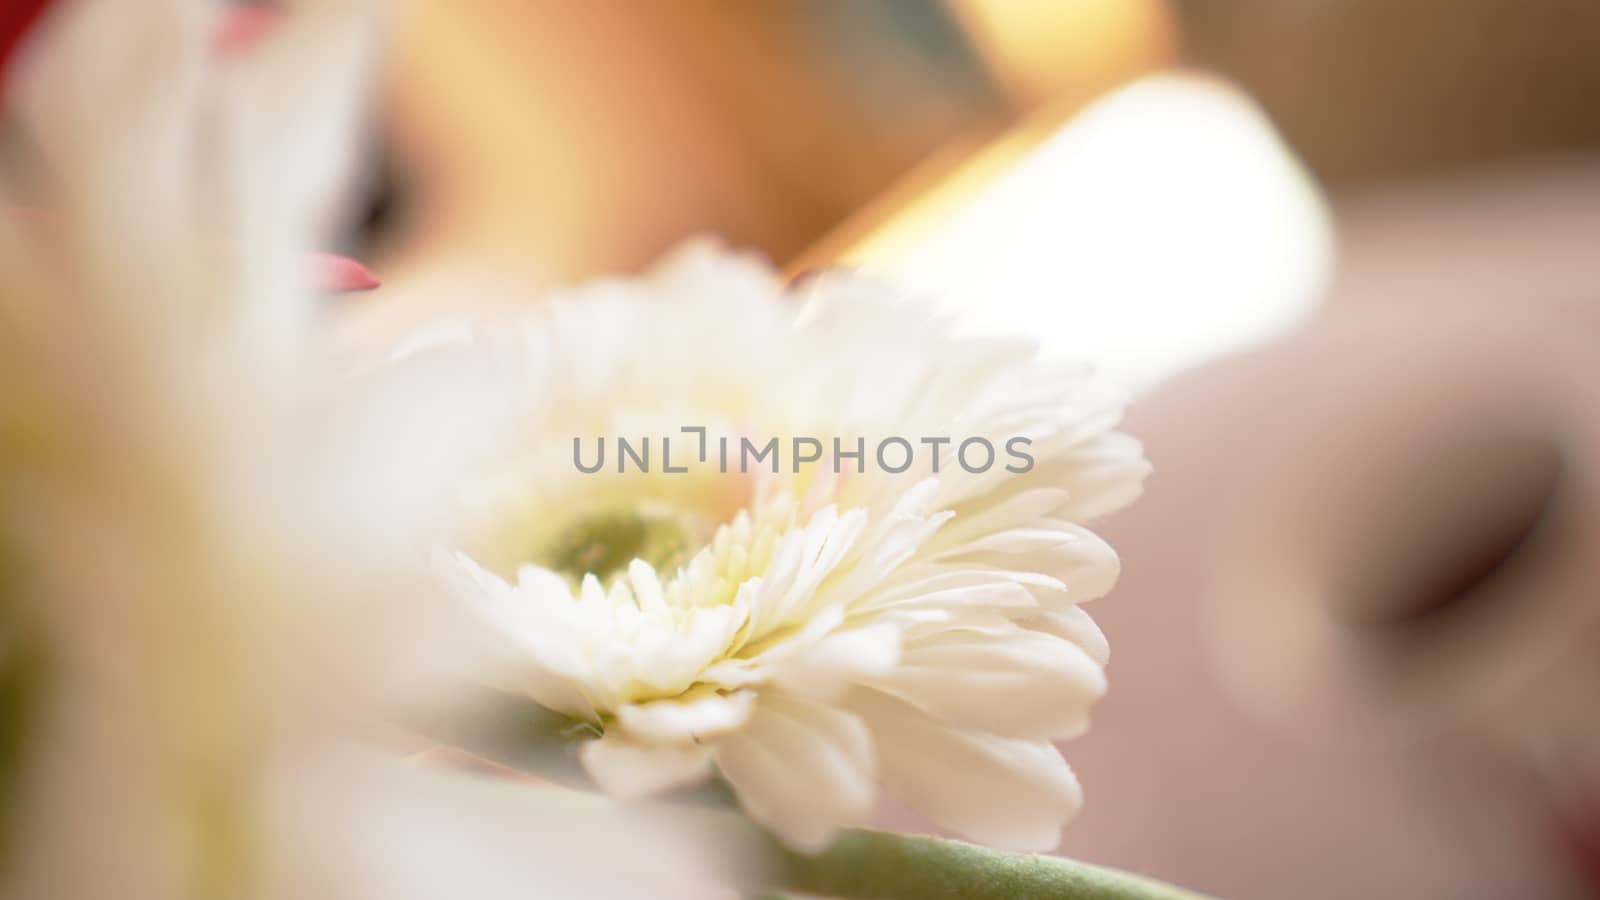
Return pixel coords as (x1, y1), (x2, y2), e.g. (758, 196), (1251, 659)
(768, 622), (903, 701)
(1036, 433), (1151, 521)
(626, 604), (740, 696)
(864, 626), (1105, 740)
(821, 479), (951, 604)
(935, 521), (1120, 608)
(627, 559), (669, 613)
(853, 689), (1082, 852)
(744, 506), (866, 639)
(715, 696), (875, 852)
(934, 526), (1080, 557)
(443, 556), (596, 717)
(860, 567), (1044, 615)
(580, 735), (715, 799)
(1025, 605), (1111, 666)
(733, 599), (846, 665)
(696, 659), (763, 690)
(924, 489), (1072, 554)
(1030, 525), (1121, 606)
(616, 690), (756, 744)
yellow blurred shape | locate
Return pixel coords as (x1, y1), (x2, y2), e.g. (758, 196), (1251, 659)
(954, 0), (1175, 104)
(808, 73), (1334, 390)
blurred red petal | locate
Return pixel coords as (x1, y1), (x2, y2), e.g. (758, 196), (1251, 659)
(3, 1), (285, 103)
(215, 4), (282, 56)
(311, 252), (381, 293)
(0, 0), (53, 100)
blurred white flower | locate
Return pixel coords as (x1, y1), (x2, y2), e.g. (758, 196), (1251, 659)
(443, 242), (1150, 852)
(0, 2), (727, 899)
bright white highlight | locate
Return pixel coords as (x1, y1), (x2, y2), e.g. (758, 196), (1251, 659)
(843, 73), (1335, 390)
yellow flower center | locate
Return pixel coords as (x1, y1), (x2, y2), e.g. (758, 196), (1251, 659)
(533, 507), (698, 584)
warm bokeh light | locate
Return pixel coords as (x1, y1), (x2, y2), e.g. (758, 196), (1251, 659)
(385, 1), (1015, 284)
(821, 73), (1334, 390)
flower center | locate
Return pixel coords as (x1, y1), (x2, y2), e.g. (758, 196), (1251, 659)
(534, 507), (698, 583)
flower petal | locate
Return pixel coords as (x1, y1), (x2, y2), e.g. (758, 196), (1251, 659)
(1024, 604), (1111, 666)
(923, 488), (1072, 554)
(742, 505), (867, 641)
(442, 555), (598, 718)
(615, 690), (756, 744)
(863, 625), (1105, 740)
(767, 622), (903, 701)
(859, 566), (1046, 615)
(579, 735), (715, 799)
(853, 689), (1082, 852)
(1033, 432), (1151, 521)
(715, 695), (875, 852)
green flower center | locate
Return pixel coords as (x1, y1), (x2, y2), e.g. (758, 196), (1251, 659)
(534, 507), (698, 584)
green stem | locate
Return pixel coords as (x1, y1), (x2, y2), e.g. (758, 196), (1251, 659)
(766, 829), (1213, 900)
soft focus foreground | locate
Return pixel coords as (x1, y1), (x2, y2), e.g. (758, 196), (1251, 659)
(0, 2), (731, 898)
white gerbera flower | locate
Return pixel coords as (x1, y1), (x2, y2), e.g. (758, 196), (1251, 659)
(444, 242), (1150, 852)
